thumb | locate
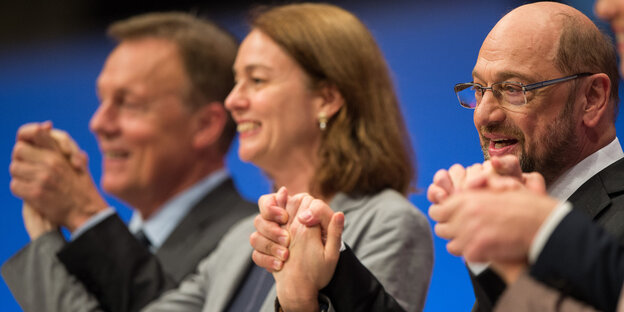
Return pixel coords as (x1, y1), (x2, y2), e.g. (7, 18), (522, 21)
(491, 155), (522, 179)
(324, 212), (344, 263)
(523, 172), (546, 194)
(50, 129), (88, 172)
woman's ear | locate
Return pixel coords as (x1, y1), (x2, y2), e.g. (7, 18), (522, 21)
(316, 83), (344, 119)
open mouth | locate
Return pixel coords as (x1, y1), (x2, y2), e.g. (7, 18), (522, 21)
(237, 121), (260, 134)
(491, 138), (518, 149)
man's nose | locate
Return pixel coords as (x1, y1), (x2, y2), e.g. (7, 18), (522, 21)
(474, 90), (506, 128)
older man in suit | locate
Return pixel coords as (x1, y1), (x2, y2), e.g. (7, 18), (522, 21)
(2, 12), (255, 312)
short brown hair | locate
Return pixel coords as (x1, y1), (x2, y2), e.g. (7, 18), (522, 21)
(108, 12), (238, 154)
(251, 3), (415, 196)
(555, 12), (619, 117)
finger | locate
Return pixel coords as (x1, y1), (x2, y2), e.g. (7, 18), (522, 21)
(482, 160), (493, 173)
(463, 169), (489, 189)
(446, 239), (464, 257)
(427, 184), (449, 204)
(298, 198), (333, 229)
(50, 129), (87, 171)
(253, 214), (290, 247)
(259, 194), (287, 224)
(523, 172), (546, 194)
(433, 222), (454, 240)
(448, 164), (467, 191)
(70, 151), (89, 171)
(30, 124), (61, 152)
(491, 155), (522, 179)
(486, 176), (524, 191)
(249, 231), (289, 261)
(285, 193), (307, 227)
(428, 201), (456, 223)
(275, 186), (288, 208)
(12, 141), (44, 162)
(9, 159), (38, 182)
(432, 169), (454, 196)
(16, 122), (51, 143)
(324, 212), (345, 264)
(251, 250), (283, 272)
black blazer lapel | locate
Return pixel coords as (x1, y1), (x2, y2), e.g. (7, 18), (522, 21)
(567, 157), (624, 243)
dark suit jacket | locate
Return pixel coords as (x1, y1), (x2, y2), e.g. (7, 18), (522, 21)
(472, 157), (624, 312)
(319, 245), (406, 312)
(495, 208), (624, 312)
(56, 178), (256, 312)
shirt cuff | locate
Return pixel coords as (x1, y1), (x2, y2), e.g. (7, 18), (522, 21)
(467, 261), (490, 275)
(69, 207), (115, 241)
(528, 201), (572, 264)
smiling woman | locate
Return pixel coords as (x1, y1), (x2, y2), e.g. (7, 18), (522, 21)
(225, 3), (433, 312)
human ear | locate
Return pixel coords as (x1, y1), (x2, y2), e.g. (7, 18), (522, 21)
(192, 102), (228, 149)
(316, 83), (344, 120)
(581, 73), (611, 128)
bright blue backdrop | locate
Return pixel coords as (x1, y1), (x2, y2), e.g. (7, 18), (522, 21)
(0, 1), (617, 310)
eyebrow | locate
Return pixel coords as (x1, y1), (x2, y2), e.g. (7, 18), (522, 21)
(233, 64), (273, 75)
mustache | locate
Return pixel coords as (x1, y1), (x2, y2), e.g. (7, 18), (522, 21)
(479, 124), (524, 139)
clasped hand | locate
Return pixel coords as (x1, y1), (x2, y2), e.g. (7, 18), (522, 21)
(250, 187), (344, 312)
(9, 121), (108, 239)
(427, 155), (557, 284)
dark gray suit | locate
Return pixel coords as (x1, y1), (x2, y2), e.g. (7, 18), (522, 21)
(471, 157), (624, 312)
(2, 178), (255, 312)
(494, 207), (624, 312)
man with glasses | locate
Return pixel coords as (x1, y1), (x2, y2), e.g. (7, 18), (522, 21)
(246, 2), (624, 312)
(431, 2), (624, 311)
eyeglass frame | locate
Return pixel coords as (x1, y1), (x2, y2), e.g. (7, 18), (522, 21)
(454, 72), (594, 109)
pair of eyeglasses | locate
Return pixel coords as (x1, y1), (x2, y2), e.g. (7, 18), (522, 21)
(454, 72), (593, 110)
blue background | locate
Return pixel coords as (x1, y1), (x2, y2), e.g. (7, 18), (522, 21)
(0, 0), (616, 310)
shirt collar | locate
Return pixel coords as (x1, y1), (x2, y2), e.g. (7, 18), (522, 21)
(128, 168), (229, 250)
(548, 137), (623, 201)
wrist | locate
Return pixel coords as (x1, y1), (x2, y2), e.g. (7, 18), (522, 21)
(65, 198), (108, 232)
(278, 287), (319, 312)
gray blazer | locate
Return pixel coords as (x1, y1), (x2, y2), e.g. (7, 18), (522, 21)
(2, 178), (255, 312)
(144, 189), (433, 312)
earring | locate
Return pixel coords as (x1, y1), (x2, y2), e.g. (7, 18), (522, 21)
(318, 112), (328, 131)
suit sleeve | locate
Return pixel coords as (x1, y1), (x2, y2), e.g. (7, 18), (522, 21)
(319, 245), (406, 312)
(530, 209), (624, 312)
(317, 193), (434, 312)
(1, 231), (104, 312)
(57, 214), (176, 312)
(468, 267), (507, 312)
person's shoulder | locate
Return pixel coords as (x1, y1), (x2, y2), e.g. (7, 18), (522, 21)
(368, 189), (420, 214)
(217, 213), (257, 244)
(348, 189), (427, 226)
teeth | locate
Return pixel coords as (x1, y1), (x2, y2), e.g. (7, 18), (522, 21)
(237, 122), (259, 133)
(492, 139), (515, 149)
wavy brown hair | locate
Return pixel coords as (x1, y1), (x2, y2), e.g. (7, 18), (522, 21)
(251, 3), (415, 196)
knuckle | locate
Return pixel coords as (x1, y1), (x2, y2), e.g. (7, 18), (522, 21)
(253, 214), (262, 227)
(264, 241), (274, 254)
